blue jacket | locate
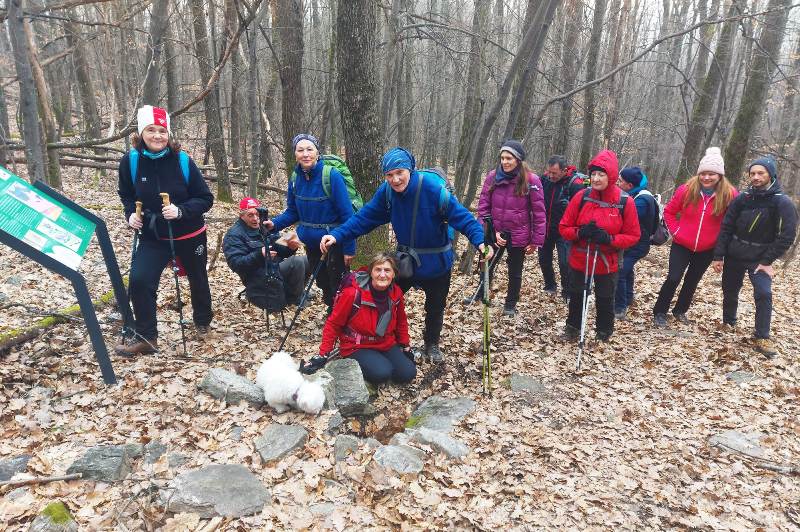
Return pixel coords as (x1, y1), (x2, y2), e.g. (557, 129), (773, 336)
(331, 171), (485, 280)
(629, 176), (657, 245)
(272, 160), (356, 255)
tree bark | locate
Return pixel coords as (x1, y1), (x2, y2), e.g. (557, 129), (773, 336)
(578, 0), (608, 170)
(164, 16), (181, 133)
(336, 0), (387, 263)
(64, 18), (101, 139)
(723, 0), (789, 184)
(274, 0), (305, 177)
(552, 0), (583, 156)
(141, 0), (170, 106)
(224, 0), (243, 168)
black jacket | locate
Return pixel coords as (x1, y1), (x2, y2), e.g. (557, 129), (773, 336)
(541, 169), (586, 238)
(118, 149), (214, 240)
(714, 179), (798, 265)
(222, 219), (294, 285)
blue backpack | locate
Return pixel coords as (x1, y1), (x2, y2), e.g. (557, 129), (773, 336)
(385, 167), (455, 240)
(129, 149), (190, 185)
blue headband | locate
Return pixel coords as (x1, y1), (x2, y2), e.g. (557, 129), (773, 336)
(292, 133), (320, 151)
(381, 147), (416, 174)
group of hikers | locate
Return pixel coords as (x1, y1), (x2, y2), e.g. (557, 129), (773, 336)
(115, 105), (798, 385)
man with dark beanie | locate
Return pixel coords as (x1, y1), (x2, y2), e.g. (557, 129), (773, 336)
(614, 166), (658, 319)
(712, 157), (798, 358)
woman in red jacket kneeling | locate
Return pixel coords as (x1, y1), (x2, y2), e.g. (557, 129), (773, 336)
(310, 252), (416, 384)
(559, 149), (641, 341)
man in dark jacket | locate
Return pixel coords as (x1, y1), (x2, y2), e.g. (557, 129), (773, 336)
(614, 167), (657, 319)
(539, 155), (587, 300)
(712, 157), (798, 358)
(223, 197), (309, 307)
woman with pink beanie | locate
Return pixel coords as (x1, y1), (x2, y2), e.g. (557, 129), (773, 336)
(652, 147), (737, 327)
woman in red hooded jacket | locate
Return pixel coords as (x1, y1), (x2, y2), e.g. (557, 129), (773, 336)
(559, 150), (640, 340)
(307, 252), (416, 385)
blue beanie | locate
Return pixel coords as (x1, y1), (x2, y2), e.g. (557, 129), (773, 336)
(292, 133), (320, 151)
(381, 147), (416, 174)
(620, 166), (645, 187)
(749, 157), (777, 181)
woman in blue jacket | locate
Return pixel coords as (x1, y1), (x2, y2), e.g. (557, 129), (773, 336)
(264, 134), (355, 310)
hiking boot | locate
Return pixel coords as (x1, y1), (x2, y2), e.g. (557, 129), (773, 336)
(425, 343), (444, 363)
(653, 313), (668, 327)
(614, 307), (627, 320)
(721, 321), (736, 332)
(543, 286), (557, 295)
(754, 338), (778, 359)
(195, 325), (211, 338)
(673, 312), (690, 324)
(502, 304), (517, 317)
(561, 293), (571, 305)
(562, 324), (579, 341)
(114, 337), (157, 357)
(596, 330), (612, 342)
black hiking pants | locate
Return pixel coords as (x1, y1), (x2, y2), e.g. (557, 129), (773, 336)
(398, 270), (451, 346)
(653, 243), (714, 316)
(566, 268), (617, 336)
(305, 243), (347, 308)
(721, 259), (773, 338)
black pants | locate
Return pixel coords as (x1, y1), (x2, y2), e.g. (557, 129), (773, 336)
(350, 345), (417, 384)
(653, 243), (714, 316)
(567, 267), (617, 335)
(538, 233), (570, 294)
(398, 270), (452, 345)
(305, 243), (346, 307)
(129, 232), (212, 340)
(722, 259), (773, 338)
(503, 246), (526, 307)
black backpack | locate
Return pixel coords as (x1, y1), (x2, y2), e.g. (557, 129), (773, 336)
(245, 259), (287, 312)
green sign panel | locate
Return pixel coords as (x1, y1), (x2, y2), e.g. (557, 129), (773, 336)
(0, 166), (96, 270)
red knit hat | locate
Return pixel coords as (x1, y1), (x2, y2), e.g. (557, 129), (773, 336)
(137, 105), (170, 135)
(239, 197), (261, 210)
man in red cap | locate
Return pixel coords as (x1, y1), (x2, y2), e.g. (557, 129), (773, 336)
(223, 197), (309, 309)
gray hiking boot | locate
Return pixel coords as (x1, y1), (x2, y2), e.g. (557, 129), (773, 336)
(673, 312), (690, 324)
(653, 313), (668, 327)
(614, 307), (627, 320)
(502, 304), (517, 317)
(425, 343), (444, 363)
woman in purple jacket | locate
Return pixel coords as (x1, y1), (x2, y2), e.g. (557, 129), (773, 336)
(478, 140), (546, 316)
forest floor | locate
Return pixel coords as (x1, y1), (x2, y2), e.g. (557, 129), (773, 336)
(1, 166), (799, 530)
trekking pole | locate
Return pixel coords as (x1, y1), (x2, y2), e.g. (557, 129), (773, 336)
(481, 216), (497, 396)
(463, 243), (506, 305)
(160, 193), (188, 356)
(124, 201), (143, 338)
(576, 245), (599, 371)
(278, 254), (326, 352)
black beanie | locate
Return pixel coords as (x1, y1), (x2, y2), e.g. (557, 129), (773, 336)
(500, 140), (526, 162)
(620, 166), (645, 187)
(748, 157), (777, 181)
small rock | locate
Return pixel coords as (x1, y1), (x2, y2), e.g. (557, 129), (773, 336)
(106, 311), (123, 323)
(365, 437), (382, 450)
(407, 396), (475, 433)
(124, 443), (144, 459)
(144, 441), (167, 464)
(408, 427), (470, 458)
(334, 435), (359, 461)
(230, 426), (245, 441)
(373, 445), (424, 474)
(254, 424), (308, 463)
(486, 415), (500, 426)
(509, 373), (546, 395)
(167, 453), (189, 468)
(709, 430), (765, 459)
(389, 432), (411, 446)
(326, 359), (371, 416)
(726, 371), (756, 384)
(161, 464), (268, 518)
(309, 502), (336, 516)
(326, 412), (344, 436)
(5, 275), (22, 286)
(199, 368), (264, 406)
(0, 454), (31, 482)
(7, 487), (29, 501)
(306, 370), (335, 409)
(66, 445), (132, 482)
(29, 501), (78, 532)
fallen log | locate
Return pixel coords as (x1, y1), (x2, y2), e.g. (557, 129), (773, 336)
(0, 473), (82, 488)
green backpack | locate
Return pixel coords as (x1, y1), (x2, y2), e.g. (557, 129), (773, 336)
(291, 154), (364, 213)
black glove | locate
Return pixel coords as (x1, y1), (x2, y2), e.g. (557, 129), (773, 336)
(300, 354), (328, 375)
(402, 346), (416, 364)
(578, 222), (597, 240)
(593, 227), (612, 245)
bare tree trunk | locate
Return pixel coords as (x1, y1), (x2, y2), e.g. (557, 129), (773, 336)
(510, 0), (540, 141)
(380, 0), (401, 143)
(337, 0), (387, 263)
(552, 0), (583, 156)
(224, 0), (243, 168)
(7, 0), (46, 182)
(723, 0), (789, 184)
(190, 0), (232, 201)
(141, 0), (170, 106)
(601, 0), (630, 149)
(247, 2), (265, 197)
(274, 0), (305, 177)
(0, 84), (9, 164)
(578, 0), (608, 170)
(164, 18), (181, 133)
(64, 19), (101, 139)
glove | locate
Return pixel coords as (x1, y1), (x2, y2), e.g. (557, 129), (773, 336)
(402, 346), (416, 364)
(578, 222), (597, 240)
(128, 212), (143, 230)
(300, 354), (328, 375)
(593, 227), (612, 245)
(162, 203), (181, 220)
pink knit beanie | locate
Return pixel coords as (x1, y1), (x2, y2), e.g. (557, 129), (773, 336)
(697, 147), (724, 175)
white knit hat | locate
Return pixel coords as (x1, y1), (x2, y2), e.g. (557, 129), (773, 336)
(697, 147), (724, 175)
(137, 105), (170, 135)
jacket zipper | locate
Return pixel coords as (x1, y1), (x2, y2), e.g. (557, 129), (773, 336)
(748, 212), (761, 233)
(693, 194), (713, 251)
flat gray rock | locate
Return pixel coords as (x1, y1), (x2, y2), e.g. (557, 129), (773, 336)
(66, 445), (132, 482)
(510, 373), (546, 395)
(144, 441), (167, 464)
(168, 453), (189, 468)
(254, 424), (308, 463)
(408, 427), (470, 458)
(306, 370), (335, 410)
(726, 371), (756, 384)
(199, 368), (264, 406)
(161, 464), (268, 518)
(407, 396), (475, 432)
(334, 435), (359, 461)
(709, 430), (765, 459)
(29, 501), (78, 532)
(373, 445), (424, 474)
(326, 412), (344, 436)
(0, 454), (30, 481)
(325, 359), (370, 416)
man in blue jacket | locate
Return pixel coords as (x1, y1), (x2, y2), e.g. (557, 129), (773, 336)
(615, 167), (657, 319)
(320, 147), (491, 363)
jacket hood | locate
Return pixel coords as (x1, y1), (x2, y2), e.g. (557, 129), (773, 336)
(628, 174), (649, 196)
(587, 150), (619, 183)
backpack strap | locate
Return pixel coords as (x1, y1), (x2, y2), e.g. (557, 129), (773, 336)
(129, 149), (190, 185)
(321, 164), (332, 199)
(178, 151), (190, 184)
(580, 188), (628, 216)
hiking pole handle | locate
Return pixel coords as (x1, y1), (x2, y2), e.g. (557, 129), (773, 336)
(160, 193), (171, 206)
(135, 201), (142, 217)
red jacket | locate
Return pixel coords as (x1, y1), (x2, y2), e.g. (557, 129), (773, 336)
(558, 150), (640, 275)
(664, 184), (738, 252)
(319, 272), (410, 357)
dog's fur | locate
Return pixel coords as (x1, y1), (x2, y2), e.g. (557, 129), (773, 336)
(255, 351), (325, 415)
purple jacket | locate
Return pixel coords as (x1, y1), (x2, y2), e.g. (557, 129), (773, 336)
(477, 169), (546, 248)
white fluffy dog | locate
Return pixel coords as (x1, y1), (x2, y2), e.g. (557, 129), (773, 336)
(256, 351), (325, 415)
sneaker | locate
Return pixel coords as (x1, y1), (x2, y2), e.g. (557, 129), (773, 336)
(673, 312), (690, 324)
(425, 343), (444, 363)
(614, 308), (627, 320)
(721, 321), (737, 332)
(754, 338), (778, 359)
(596, 330), (612, 342)
(195, 325), (211, 338)
(502, 304), (517, 317)
(562, 324), (579, 340)
(653, 313), (668, 327)
(114, 337), (157, 357)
